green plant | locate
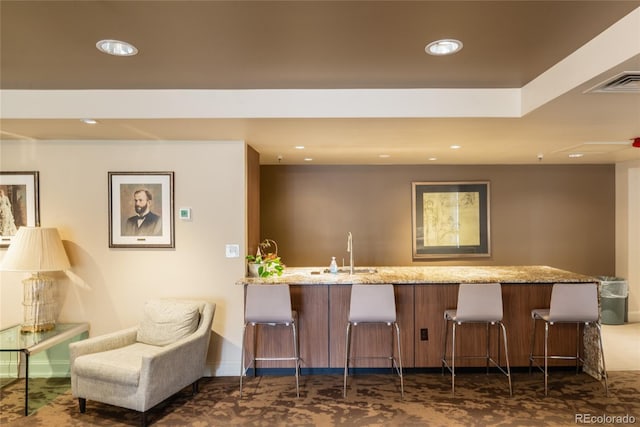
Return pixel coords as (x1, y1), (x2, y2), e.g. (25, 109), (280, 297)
(246, 239), (285, 277)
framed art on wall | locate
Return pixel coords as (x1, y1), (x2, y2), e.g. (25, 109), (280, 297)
(412, 181), (490, 259)
(0, 171), (40, 247)
(108, 172), (175, 248)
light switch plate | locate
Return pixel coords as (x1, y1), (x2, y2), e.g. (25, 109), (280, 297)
(225, 244), (240, 258)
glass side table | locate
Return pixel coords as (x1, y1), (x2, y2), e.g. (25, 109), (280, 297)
(0, 322), (89, 416)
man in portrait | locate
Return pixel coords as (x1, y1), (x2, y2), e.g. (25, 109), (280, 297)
(123, 189), (162, 236)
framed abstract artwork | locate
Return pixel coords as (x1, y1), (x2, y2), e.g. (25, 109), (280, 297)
(412, 181), (490, 259)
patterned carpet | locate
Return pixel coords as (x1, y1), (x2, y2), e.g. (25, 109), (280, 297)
(1, 371), (638, 426)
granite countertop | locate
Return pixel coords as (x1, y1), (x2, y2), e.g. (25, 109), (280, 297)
(237, 265), (597, 285)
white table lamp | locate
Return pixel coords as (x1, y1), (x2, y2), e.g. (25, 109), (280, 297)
(1, 227), (71, 332)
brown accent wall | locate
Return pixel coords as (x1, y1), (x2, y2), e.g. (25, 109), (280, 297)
(260, 164), (615, 276)
(247, 145), (261, 257)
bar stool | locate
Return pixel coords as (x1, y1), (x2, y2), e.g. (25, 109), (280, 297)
(441, 283), (512, 396)
(529, 282), (608, 396)
(344, 284), (404, 398)
(240, 284), (300, 398)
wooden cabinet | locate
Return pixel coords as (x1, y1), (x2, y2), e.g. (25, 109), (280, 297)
(328, 285), (414, 368)
(247, 282), (583, 370)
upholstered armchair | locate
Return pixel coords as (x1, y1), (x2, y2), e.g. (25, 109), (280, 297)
(70, 299), (215, 426)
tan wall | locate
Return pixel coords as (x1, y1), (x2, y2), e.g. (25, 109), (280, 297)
(0, 139), (247, 376)
(261, 164), (615, 276)
(616, 160), (640, 321)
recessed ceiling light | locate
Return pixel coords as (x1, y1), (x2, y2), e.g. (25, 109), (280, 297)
(425, 39), (463, 56)
(428, 157), (438, 161)
(568, 153), (584, 158)
(295, 145), (305, 150)
(96, 39), (138, 56)
(304, 157), (313, 162)
(378, 154), (391, 158)
(450, 145), (461, 149)
(80, 118), (97, 125)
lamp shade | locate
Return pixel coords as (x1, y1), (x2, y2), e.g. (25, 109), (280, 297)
(1, 227), (70, 272)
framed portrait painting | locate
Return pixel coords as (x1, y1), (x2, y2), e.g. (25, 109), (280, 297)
(0, 171), (40, 247)
(109, 172), (174, 248)
(412, 181), (490, 259)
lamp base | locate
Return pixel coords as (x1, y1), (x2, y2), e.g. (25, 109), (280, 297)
(21, 274), (57, 334)
(21, 322), (55, 333)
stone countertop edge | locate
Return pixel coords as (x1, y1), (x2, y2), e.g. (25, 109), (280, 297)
(236, 265), (598, 285)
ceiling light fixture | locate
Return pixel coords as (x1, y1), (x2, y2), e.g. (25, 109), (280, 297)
(295, 146), (305, 150)
(304, 157), (313, 162)
(378, 154), (390, 158)
(425, 39), (463, 56)
(80, 119), (97, 125)
(450, 145), (461, 149)
(428, 157), (438, 161)
(568, 153), (584, 158)
(96, 39), (138, 56)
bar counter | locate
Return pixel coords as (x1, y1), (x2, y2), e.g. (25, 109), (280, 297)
(238, 265), (600, 372)
(237, 265), (597, 285)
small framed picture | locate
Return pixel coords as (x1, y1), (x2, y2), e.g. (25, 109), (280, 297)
(0, 171), (40, 247)
(108, 172), (174, 248)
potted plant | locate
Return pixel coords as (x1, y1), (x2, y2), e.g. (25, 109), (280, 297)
(246, 239), (285, 278)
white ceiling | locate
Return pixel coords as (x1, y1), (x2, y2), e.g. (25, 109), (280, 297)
(1, 0), (639, 165)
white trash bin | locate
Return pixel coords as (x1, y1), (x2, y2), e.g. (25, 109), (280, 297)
(598, 277), (628, 325)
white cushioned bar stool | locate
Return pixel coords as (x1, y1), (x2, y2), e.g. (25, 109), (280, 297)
(240, 284), (301, 398)
(529, 282), (608, 396)
(343, 284), (404, 398)
(441, 283), (512, 396)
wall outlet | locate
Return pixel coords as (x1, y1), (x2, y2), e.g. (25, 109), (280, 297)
(420, 328), (428, 341)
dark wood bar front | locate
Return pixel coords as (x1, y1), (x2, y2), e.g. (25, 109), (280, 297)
(238, 266), (597, 371)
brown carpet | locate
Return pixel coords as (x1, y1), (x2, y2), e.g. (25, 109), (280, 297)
(1, 371), (638, 426)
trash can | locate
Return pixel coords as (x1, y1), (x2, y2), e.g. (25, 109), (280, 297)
(598, 277), (629, 325)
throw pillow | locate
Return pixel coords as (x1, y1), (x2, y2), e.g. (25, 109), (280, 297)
(136, 299), (201, 346)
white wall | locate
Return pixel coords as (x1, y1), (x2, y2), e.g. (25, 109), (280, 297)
(0, 139), (247, 376)
(616, 159), (640, 322)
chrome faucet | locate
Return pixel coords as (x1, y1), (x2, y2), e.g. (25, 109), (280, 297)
(347, 232), (354, 275)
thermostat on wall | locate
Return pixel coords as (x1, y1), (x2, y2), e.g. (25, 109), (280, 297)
(179, 207), (191, 220)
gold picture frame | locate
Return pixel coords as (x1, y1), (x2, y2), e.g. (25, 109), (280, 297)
(108, 172), (175, 248)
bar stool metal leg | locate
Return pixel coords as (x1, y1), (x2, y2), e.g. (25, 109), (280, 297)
(343, 323), (352, 398)
(498, 321), (513, 396)
(292, 321), (300, 398)
(393, 321), (404, 398)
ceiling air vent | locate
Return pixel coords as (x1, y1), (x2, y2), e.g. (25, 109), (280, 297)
(585, 71), (640, 93)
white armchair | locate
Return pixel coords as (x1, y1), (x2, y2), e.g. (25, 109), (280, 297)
(70, 299), (215, 426)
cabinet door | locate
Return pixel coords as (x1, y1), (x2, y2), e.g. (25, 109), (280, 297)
(246, 285), (329, 369)
(414, 283), (580, 367)
(329, 285), (414, 368)
(292, 285), (330, 368)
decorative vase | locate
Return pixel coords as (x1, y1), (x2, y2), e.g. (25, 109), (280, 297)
(248, 263), (261, 277)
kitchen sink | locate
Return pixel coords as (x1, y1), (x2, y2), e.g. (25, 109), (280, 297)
(323, 268), (378, 274)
